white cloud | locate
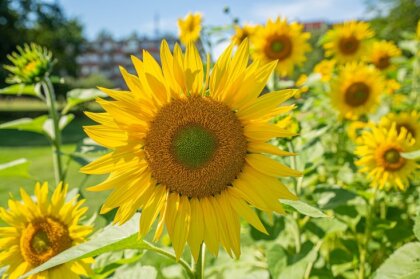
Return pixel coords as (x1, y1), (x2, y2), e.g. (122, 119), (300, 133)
(252, 0), (366, 22)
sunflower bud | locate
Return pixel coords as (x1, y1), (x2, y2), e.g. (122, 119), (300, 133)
(4, 43), (55, 84)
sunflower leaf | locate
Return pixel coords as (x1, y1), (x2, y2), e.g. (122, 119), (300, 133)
(401, 150), (420, 160)
(0, 115), (49, 136)
(20, 214), (150, 279)
(63, 88), (106, 113)
(373, 242), (420, 279)
(0, 83), (40, 97)
(280, 199), (329, 218)
(0, 158), (31, 178)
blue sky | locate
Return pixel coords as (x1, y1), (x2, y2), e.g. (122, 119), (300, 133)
(58, 0), (373, 39)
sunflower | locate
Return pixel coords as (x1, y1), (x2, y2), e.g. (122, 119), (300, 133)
(313, 59), (336, 82)
(380, 111), (420, 149)
(323, 21), (374, 63)
(252, 17), (311, 77)
(355, 124), (418, 190)
(369, 40), (401, 71)
(177, 12), (202, 45)
(82, 40), (300, 260)
(330, 62), (384, 119)
(231, 24), (258, 46)
(0, 182), (92, 279)
(347, 120), (369, 142)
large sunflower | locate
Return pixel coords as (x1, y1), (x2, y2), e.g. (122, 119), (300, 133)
(355, 124), (418, 190)
(252, 17), (311, 77)
(330, 62), (384, 119)
(0, 182), (92, 279)
(380, 111), (420, 149)
(177, 12), (202, 45)
(370, 40), (401, 71)
(82, 40), (300, 260)
(323, 21), (374, 63)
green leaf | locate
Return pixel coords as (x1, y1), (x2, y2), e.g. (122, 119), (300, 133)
(399, 40), (418, 55)
(0, 84), (40, 97)
(374, 242), (420, 279)
(0, 115), (49, 136)
(59, 114), (75, 130)
(401, 150), (420, 160)
(414, 213), (420, 241)
(266, 244), (288, 278)
(63, 88), (106, 113)
(21, 214), (150, 278)
(281, 199), (329, 218)
(0, 158), (31, 178)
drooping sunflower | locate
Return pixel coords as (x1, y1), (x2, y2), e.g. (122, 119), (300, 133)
(313, 59), (336, 82)
(369, 40), (401, 71)
(330, 62), (384, 119)
(0, 182), (92, 279)
(380, 111), (420, 149)
(355, 124), (418, 190)
(231, 24), (258, 46)
(82, 40), (300, 260)
(323, 21), (374, 63)
(252, 17), (311, 77)
(177, 12), (202, 45)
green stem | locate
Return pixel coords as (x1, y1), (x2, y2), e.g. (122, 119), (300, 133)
(146, 242), (194, 279)
(272, 73), (279, 91)
(193, 243), (205, 279)
(358, 190), (377, 279)
(42, 78), (64, 184)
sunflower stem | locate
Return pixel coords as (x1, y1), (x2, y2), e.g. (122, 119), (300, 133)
(42, 78), (64, 184)
(146, 242), (195, 279)
(192, 243), (205, 279)
(358, 189), (377, 279)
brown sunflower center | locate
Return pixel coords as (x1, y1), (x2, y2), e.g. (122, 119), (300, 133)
(144, 96), (247, 198)
(382, 148), (405, 171)
(396, 123), (416, 137)
(345, 82), (370, 107)
(339, 36), (360, 55)
(20, 217), (72, 267)
(375, 55), (390, 70)
(265, 35), (293, 61)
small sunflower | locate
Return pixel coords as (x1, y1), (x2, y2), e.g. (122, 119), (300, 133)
(82, 40), (300, 260)
(0, 182), (92, 279)
(380, 111), (420, 149)
(231, 24), (258, 46)
(355, 124), (418, 190)
(252, 17), (311, 77)
(323, 21), (374, 63)
(330, 62), (384, 119)
(347, 120), (369, 142)
(177, 12), (202, 45)
(370, 40), (401, 71)
(4, 43), (55, 84)
(294, 74), (309, 98)
(314, 59), (336, 82)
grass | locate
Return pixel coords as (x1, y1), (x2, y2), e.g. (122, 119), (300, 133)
(0, 115), (109, 227)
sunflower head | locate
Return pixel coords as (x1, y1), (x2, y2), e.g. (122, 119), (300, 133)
(4, 43), (55, 84)
(355, 124), (418, 191)
(370, 40), (401, 71)
(323, 21), (374, 63)
(314, 59), (336, 82)
(82, 39), (301, 261)
(330, 62), (384, 119)
(231, 24), (258, 46)
(177, 12), (202, 45)
(347, 120), (370, 142)
(380, 111), (420, 149)
(0, 182), (93, 279)
(252, 17), (311, 77)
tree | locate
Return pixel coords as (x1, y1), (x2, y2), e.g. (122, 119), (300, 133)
(367, 0), (420, 41)
(0, 0), (84, 86)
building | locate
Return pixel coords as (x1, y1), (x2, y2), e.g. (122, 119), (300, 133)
(77, 33), (178, 88)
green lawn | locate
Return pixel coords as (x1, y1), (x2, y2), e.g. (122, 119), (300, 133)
(0, 116), (109, 227)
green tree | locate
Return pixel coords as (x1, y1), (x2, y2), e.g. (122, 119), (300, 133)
(367, 0), (420, 41)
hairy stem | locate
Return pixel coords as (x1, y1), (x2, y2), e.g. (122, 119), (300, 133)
(42, 78), (63, 184)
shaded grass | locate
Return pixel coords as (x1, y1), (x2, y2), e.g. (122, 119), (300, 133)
(0, 116), (110, 227)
